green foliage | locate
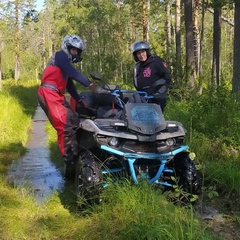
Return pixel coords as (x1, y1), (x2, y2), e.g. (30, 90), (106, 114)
(0, 80), (38, 173)
(0, 78), (232, 240)
(80, 181), (214, 240)
(188, 86), (240, 146)
(205, 185), (219, 200)
(167, 85), (240, 147)
(236, 216), (240, 226)
(166, 85), (240, 194)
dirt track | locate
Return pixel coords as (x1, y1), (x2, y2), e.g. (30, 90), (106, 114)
(7, 105), (64, 203)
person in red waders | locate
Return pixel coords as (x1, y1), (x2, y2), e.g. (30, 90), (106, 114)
(37, 35), (94, 179)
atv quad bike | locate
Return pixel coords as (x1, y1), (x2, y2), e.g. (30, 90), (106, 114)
(72, 72), (200, 207)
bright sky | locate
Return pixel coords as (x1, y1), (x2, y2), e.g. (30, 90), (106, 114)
(36, 0), (44, 11)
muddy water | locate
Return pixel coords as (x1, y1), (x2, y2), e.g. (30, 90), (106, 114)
(7, 105), (64, 203)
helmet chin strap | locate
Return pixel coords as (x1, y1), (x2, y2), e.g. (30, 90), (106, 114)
(71, 51), (83, 63)
(71, 54), (82, 63)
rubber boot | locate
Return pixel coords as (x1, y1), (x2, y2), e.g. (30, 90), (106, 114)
(64, 154), (78, 180)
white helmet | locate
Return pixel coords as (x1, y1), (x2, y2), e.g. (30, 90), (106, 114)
(61, 35), (85, 63)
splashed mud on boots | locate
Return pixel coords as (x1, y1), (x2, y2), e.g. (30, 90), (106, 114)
(7, 105), (65, 203)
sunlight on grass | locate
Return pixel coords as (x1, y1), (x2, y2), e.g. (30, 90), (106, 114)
(0, 81), (238, 239)
(0, 93), (29, 145)
(0, 80), (38, 172)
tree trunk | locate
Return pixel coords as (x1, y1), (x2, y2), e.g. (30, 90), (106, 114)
(198, 0), (206, 95)
(142, 0), (147, 41)
(211, 6), (221, 87)
(193, 0), (200, 75)
(232, 3), (240, 95)
(175, 0), (182, 78)
(14, 0), (20, 81)
(166, 0), (172, 64)
(184, 0), (196, 89)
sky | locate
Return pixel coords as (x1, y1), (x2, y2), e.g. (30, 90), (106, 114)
(36, 0), (44, 11)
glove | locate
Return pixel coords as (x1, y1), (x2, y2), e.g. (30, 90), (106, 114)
(89, 83), (95, 92)
(76, 99), (86, 113)
(157, 85), (167, 94)
(153, 85), (168, 100)
(77, 99), (86, 107)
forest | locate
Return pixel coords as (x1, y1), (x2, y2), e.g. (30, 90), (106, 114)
(0, 0), (240, 239)
(0, 0), (239, 92)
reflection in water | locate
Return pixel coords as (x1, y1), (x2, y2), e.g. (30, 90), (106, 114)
(7, 105), (64, 203)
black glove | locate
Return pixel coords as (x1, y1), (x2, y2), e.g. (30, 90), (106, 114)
(89, 83), (95, 92)
(153, 85), (168, 100)
(76, 99), (86, 113)
(77, 99), (86, 107)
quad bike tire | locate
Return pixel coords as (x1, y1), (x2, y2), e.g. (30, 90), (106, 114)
(76, 151), (103, 208)
(172, 151), (200, 195)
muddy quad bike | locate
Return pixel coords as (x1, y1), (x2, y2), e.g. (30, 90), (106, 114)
(73, 72), (200, 207)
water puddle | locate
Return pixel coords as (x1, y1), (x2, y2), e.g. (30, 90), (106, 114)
(7, 105), (65, 203)
(195, 201), (220, 220)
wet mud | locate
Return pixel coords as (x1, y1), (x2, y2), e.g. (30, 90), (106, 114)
(7, 105), (64, 203)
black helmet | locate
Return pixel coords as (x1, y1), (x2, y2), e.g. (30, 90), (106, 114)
(131, 41), (151, 62)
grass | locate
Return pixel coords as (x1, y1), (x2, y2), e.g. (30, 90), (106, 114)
(0, 80), (236, 239)
(79, 182), (216, 240)
(165, 93), (240, 195)
(0, 80), (39, 174)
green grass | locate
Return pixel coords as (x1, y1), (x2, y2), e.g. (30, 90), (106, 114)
(165, 90), (240, 195)
(78, 182), (216, 240)
(0, 80), (38, 174)
(0, 80), (236, 239)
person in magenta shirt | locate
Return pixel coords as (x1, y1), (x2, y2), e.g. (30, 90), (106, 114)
(131, 41), (171, 112)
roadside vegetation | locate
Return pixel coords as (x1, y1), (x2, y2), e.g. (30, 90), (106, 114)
(1, 1), (240, 239)
(1, 80), (240, 239)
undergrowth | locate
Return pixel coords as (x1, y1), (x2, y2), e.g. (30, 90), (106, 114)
(0, 80), (238, 239)
(166, 86), (240, 197)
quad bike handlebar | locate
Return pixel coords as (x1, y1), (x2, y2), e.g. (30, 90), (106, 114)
(89, 71), (163, 102)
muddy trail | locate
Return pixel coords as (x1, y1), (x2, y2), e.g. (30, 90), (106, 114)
(6, 105), (240, 239)
(7, 105), (65, 204)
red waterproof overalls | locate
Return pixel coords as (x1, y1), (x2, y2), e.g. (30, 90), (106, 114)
(37, 66), (80, 163)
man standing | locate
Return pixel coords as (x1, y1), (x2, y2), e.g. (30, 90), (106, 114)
(37, 34), (94, 179)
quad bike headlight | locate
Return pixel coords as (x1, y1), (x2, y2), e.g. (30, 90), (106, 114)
(108, 137), (119, 147)
(165, 138), (176, 146)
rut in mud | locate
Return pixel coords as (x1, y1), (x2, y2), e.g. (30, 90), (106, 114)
(7, 105), (64, 203)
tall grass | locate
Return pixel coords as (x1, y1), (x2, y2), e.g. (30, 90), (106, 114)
(0, 80), (38, 173)
(166, 87), (240, 194)
(0, 80), (230, 239)
(79, 182), (216, 240)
